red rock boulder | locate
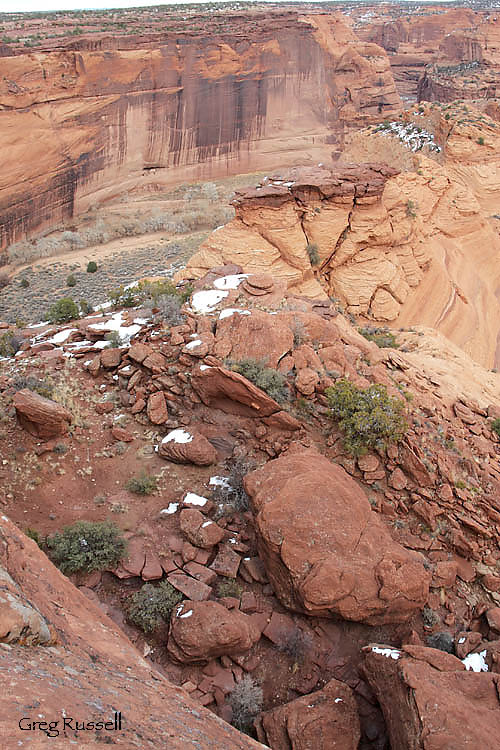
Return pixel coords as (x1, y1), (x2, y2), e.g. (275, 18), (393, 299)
(256, 678), (360, 750)
(244, 447), (430, 624)
(167, 600), (261, 664)
(158, 428), (217, 466)
(12, 389), (72, 439)
(179, 509), (225, 549)
(363, 644), (500, 750)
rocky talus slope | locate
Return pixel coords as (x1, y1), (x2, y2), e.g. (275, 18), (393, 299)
(0, 10), (400, 256)
(1, 268), (500, 746)
(181, 104), (500, 369)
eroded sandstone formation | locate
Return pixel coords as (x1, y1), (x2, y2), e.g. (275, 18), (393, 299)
(0, 11), (401, 255)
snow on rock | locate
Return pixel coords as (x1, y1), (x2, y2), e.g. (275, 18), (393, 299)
(213, 274), (248, 290)
(191, 289), (228, 313)
(218, 308), (251, 320)
(185, 339), (202, 350)
(160, 503), (179, 515)
(183, 492), (209, 507)
(87, 311), (142, 342)
(375, 121), (441, 153)
(209, 476), (231, 488)
(371, 646), (401, 660)
(180, 610), (193, 619)
(47, 328), (78, 345)
(462, 650), (489, 672)
(199, 365), (212, 371)
(162, 429), (193, 445)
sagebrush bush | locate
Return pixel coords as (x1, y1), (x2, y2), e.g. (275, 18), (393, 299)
(491, 418), (500, 438)
(126, 471), (157, 495)
(66, 274), (77, 287)
(46, 521), (126, 574)
(212, 456), (256, 516)
(325, 377), (407, 456)
(152, 294), (185, 325)
(306, 242), (320, 266)
(358, 326), (399, 349)
(228, 676), (263, 733)
(228, 358), (289, 403)
(47, 297), (80, 324)
(0, 330), (24, 358)
(11, 374), (53, 398)
(127, 581), (182, 632)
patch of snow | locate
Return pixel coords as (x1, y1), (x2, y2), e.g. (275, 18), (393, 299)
(162, 429), (193, 445)
(375, 120), (441, 153)
(93, 340), (112, 350)
(458, 637), (466, 644)
(87, 311), (142, 343)
(160, 503), (179, 515)
(183, 492), (208, 507)
(47, 328), (78, 345)
(209, 476), (230, 488)
(228, 538), (237, 544)
(133, 317), (150, 325)
(27, 321), (48, 329)
(199, 365), (212, 371)
(84, 360), (92, 366)
(180, 609), (193, 619)
(191, 289), (228, 313)
(371, 647), (400, 660)
(201, 521), (213, 528)
(213, 274), (248, 290)
(185, 339), (202, 350)
(218, 308), (251, 320)
(65, 340), (93, 350)
(334, 698), (343, 704)
(462, 650), (488, 672)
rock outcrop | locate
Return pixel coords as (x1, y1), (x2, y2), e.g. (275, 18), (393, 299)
(182, 106), (500, 369)
(167, 600), (261, 664)
(12, 388), (72, 438)
(244, 447), (430, 625)
(0, 515), (263, 748)
(0, 11), (400, 255)
(256, 678), (361, 750)
(363, 644), (500, 750)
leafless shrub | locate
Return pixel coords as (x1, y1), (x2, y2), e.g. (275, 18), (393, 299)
(228, 676), (263, 733)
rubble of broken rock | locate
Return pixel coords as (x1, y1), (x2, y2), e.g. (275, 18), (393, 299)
(1, 267), (500, 748)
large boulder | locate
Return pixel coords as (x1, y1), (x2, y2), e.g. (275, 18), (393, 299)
(12, 389), (72, 439)
(159, 428), (217, 466)
(256, 678), (360, 750)
(179, 509), (225, 549)
(244, 447), (430, 624)
(215, 308), (293, 368)
(363, 644), (500, 750)
(167, 600), (261, 664)
(191, 365), (282, 418)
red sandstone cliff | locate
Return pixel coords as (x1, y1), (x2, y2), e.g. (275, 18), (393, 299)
(0, 11), (400, 254)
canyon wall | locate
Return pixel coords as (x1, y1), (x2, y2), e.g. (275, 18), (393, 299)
(0, 12), (400, 255)
(182, 105), (500, 369)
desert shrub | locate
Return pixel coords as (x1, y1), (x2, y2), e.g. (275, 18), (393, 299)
(228, 676), (263, 733)
(228, 358), (289, 403)
(104, 331), (124, 348)
(212, 456), (255, 517)
(25, 528), (45, 547)
(426, 631), (454, 654)
(79, 299), (93, 316)
(306, 242), (320, 266)
(477, 136), (485, 145)
(66, 274), (77, 287)
(47, 297), (80, 324)
(406, 199), (417, 218)
(292, 319), (306, 348)
(153, 294), (185, 325)
(11, 374), (53, 398)
(126, 471), (157, 495)
(127, 581), (182, 633)
(358, 326), (399, 349)
(217, 578), (243, 599)
(0, 330), (24, 358)
(491, 418), (500, 438)
(278, 627), (313, 663)
(325, 377), (407, 456)
(86, 261), (98, 273)
(46, 520), (126, 574)
(0, 273), (10, 289)
(20, 278), (30, 289)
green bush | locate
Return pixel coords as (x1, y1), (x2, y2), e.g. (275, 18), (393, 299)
(325, 377), (407, 456)
(358, 327), (399, 349)
(228, 358), (289, 403)
(0, 330), (24, 358)
(66, 274), (77, 287)
(406, 199), (417, 218)
(477, 136), (485, 146)
(491, 418), (500, 438)
(127, 581), (182, 632)
(86, 261), (98, 273)
(20, 278), (30, 288)
(306, 242), (320, 266)
(46, 521), (126, 574)
(47, 297), (80, 324)
(126, 471), (157, 495)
